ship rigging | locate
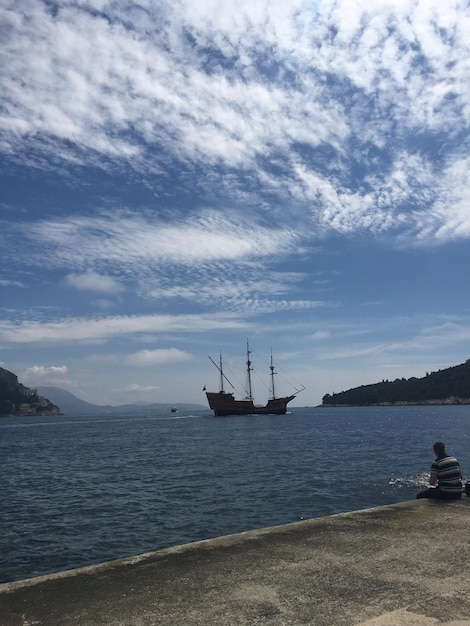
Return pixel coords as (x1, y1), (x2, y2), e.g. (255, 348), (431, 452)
(206, 341), (305, 416)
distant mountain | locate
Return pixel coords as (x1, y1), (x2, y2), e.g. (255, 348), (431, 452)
(0, 368), (61, 416)
(36, 386), (207, 416)
(36, 387), (112, 416)
(322, 359), (470, 406)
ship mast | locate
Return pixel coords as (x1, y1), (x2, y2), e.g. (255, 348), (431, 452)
(269, 350), (277, 400)
(208, 353), (234, 393)
(245, 340), (253, 401)
(219, 353), (224, 393)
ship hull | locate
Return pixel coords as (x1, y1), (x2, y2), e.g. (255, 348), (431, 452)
(206, 392), (295, 416)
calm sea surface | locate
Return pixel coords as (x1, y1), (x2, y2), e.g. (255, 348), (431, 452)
(1, 405), (469, 583)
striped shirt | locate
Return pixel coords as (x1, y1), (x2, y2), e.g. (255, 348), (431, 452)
(432, 454), (462, 493)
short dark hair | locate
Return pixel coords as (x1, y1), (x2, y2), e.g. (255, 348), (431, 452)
(433, 441), (445, 456)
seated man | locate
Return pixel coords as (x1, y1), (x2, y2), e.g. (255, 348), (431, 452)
(417, 441), (463, 500)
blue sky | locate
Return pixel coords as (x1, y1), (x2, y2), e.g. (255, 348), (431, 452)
(1, 0), (470, 407)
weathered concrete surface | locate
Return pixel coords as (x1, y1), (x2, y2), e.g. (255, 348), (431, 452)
(1, 499), (470, 625)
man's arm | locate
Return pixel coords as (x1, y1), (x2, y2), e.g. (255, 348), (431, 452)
(429, 472), (438, 486)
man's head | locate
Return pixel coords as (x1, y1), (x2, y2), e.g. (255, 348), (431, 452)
(433, 441), (446, 456)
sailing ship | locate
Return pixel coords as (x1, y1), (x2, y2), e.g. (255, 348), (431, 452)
(205, 342), (304, 416)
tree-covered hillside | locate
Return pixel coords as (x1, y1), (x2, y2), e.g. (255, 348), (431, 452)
(322, 360), (470, 406)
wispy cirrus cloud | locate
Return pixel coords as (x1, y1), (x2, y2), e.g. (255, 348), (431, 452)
(2, 0), (470, 407)
(0, 279), (26, 288)
(145, 271), (310, 302)
(1, 0), (469, 245)
(309, 312), (470, 368)
(4, 210), (319, 313)
(0, 313), (247, 344)
(23, 211), (299, 269)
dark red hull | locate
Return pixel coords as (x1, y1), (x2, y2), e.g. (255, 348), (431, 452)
(206, 391), (295, 416)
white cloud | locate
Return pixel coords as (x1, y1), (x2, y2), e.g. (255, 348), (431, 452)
(91, 298), (118, 310)
(1, 0), (468, 244)
(2, 1), (470, 410)
(311, 313), (470, 368)
(0, 279), (25, 287)
(125, 383), (160, 393)
(145, 271), (308, 305)
(27, 211), (299, 268)
(233, 299), (326, 315)
(65, 270), (124, 293)
(407, 155), (470, 244)
(0, 313), (246, 344)
(23, 365), (68, 377)
(125, 348), (192, 366)
(7, 211), (307, 310)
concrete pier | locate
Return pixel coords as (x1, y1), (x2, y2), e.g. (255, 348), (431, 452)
(1, 499), (470, 625)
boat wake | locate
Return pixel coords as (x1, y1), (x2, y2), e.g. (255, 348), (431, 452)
(389, 473), (430, 488)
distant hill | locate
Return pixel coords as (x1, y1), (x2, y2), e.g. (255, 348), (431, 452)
(0, 368), (61, 416)
(36, 386), (207, 416)
(36, 387), (113, 416)
(322, 359), (470, 406)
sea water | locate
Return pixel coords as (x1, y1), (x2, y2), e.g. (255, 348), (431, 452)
(1, 405), (469, 583)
